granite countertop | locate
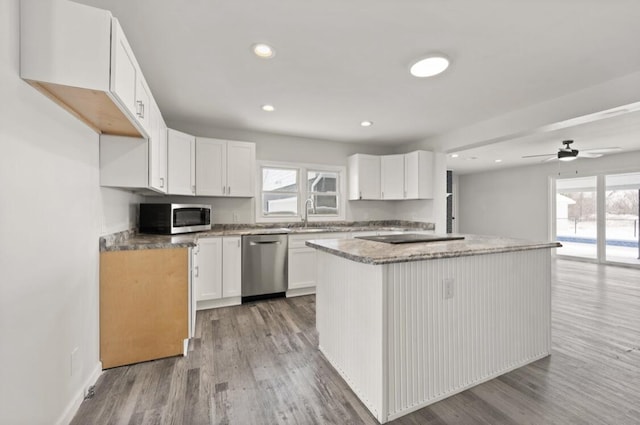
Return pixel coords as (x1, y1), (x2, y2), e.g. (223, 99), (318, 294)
(99, 220), (435, 252)
(305, 234), (562, 265)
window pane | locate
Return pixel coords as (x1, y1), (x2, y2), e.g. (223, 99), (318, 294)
(307, 171), (337, 193)
(556, 176), (597, 259)
(309, 194), (338, 215)
(263, 168), (297, 192)
(605, 172), (640, 265)
(263, 193), (298, 215)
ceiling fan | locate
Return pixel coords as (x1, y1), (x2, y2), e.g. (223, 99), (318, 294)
(522, 140), (622, 162)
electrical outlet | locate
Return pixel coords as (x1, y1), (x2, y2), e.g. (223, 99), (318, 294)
(232, 211), (239, 223)
(443, 278), (454, 299)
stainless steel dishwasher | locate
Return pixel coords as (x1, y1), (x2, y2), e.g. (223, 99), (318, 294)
(241, 233), (288, 301)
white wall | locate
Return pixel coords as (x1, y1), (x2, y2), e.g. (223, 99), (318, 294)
(0, 2), (138, 423)
(457, 150), (640, 241)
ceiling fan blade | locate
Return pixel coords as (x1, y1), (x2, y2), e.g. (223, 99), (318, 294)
(582, 147), (622, 155)
(522, 153), (555, 158)
(579, 152), (603, 158)
(543, 156), (558, 162)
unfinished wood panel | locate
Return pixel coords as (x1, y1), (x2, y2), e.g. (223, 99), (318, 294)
(27, 80), (142, 137)
(100, 248), (189, 369)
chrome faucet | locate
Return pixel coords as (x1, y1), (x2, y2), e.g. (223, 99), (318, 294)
(303, 198), (314, 227)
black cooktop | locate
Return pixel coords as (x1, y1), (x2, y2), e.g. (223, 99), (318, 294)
(355, 234), (465, 244)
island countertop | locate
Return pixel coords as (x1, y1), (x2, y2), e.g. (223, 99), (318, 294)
(305, 233), (561, 264)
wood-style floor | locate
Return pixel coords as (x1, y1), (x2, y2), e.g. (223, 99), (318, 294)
(71, 259), (640, 425)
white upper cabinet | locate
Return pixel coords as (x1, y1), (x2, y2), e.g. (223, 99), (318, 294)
(168, 129), (196, 196)
(20, 0), (153, 138)
(405, 150), (433, 199)
(381, 154), (405, 200)
(348, 154), (381, 200)
(349, 151), (433, 201)
(226, 142), (256, 197)
(148, 100), (167, 193)
(110, 19), (138, 120)
(196, 138), (255, 197)
(195, 138), (226, 196)
(99, 98), (167, 194)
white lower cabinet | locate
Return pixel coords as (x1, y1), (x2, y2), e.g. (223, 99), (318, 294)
(193, 236), (241, 310)
(287, 232), (348, 297)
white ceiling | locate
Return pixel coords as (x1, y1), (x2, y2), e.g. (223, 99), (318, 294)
(76, 0), (640, 172)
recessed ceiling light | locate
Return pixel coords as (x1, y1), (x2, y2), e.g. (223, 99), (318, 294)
(451, 154), (459, 158)
(495, 159), (503, 163)
(360, 121), (373, 127)
(252, 43), (275, 59)
(410, 55), (450, 78)
(261, 104), (275, 112)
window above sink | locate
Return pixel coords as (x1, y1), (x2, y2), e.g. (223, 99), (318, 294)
(256, 160), (346, 223)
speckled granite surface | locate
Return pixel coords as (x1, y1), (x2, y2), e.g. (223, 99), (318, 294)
(99, 220), (435, 252)
(305, 234), (562, 265)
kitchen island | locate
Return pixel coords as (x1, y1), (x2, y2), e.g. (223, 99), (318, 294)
(306, 234), (561, 423)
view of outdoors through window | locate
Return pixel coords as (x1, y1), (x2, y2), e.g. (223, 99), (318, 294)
(262, 168), (298, 216)
(556, 176), (598, 259)
(261, 167), (340, 217)
(605, 173), (640, 264)
(556, 173), (640, 265)
(307, 171), (338, 215)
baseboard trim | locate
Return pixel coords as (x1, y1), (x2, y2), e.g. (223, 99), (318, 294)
(55, 361), (103, 425)
(196, 296), (241, 311)
(286, 287), (316, 297)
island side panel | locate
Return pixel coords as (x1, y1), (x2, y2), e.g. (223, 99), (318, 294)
(384, 249), (552, 420)
(316, 251), (387, 422)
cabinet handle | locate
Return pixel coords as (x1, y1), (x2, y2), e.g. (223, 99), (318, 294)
(136, 100), (145, 118)
(382, 191), (384, 198)
(237, 239), (240, 248)
(192, 185), (196, 193)
(194, 266), (199, 278)
(359, 191), (362, 200)
(227, 186), (231, 195)
(160, 177), (164, 188)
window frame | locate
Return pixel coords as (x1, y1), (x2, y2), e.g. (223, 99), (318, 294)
(256, 160), (346, 223)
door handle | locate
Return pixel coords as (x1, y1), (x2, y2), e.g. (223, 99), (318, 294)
(249, 241), (281, 245)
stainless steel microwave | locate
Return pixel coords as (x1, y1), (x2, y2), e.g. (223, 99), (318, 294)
(139, 203), (212, 234)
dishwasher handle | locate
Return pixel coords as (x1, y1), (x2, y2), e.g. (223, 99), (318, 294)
(249, 240), (282, 245)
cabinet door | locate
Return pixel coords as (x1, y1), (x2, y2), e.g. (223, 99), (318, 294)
(288, 248), (317, 290)
(405, 150), (433, 200)
(381, 154), (405, 199)
(167, 129), (196, 196)
(195, 138), (226, 196)
(226, 141), (256, 197)
(348, 154), (380, 200)
(404, 151), (420, 200)
(222, 237), (242, 298)
(134, 77), (151, 133)
(110, 19), (138, 118)
(148, 100), (167, 193)
(194, 238), (222, 301)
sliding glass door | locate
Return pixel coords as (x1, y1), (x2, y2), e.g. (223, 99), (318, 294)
(554, 172), (640, 266)
(605, 173), (640, 265)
